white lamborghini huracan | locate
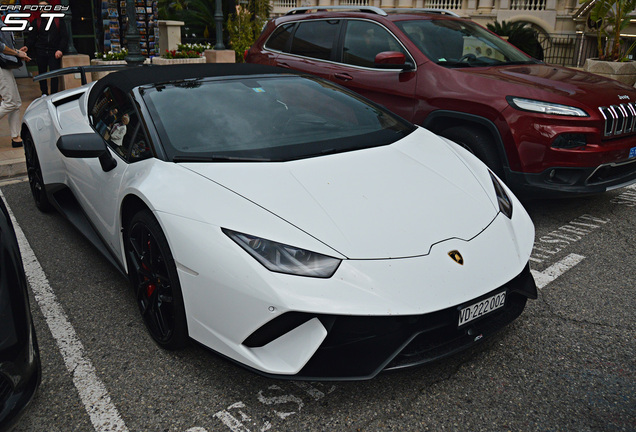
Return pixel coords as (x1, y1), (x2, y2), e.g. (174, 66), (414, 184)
(22, 64), (536, 379)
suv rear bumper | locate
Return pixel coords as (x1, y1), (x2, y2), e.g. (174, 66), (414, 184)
(505, 157), (636, 197)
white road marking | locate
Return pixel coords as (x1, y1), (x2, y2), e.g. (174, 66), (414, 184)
(257, 385), (304, 420)
(293, 382), (325, 400)
(0, 192), (129, 432)
(531, 253), (585, 289)
(213, 402), (251, 432)
(529, 214), (608, 263)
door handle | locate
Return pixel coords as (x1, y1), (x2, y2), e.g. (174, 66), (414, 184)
(278, 62), (291, 69)
(334, 73), (353, 81)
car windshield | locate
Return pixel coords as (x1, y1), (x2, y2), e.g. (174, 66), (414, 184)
(141, 75), (415, 162)
(396, 19), (537, 67)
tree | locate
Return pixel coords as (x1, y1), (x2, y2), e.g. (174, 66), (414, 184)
(587, 0), (636, 61)
(163, 0), (236, 43)
(487, 20), (544, 60)
(227, 0), (270, 62)
(157, 0), (189, 20)
(179, 0), (216, 38)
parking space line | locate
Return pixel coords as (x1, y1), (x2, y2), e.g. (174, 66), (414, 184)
(0, 192), (129, 432)
(531, 253), (585, 289)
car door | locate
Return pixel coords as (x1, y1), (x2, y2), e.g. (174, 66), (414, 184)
(273, 19), (343, 80)
(332, 19), (418, 121)
(62, 85), (145, 261)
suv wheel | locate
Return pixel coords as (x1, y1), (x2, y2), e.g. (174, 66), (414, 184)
(441, 126), (503, 177)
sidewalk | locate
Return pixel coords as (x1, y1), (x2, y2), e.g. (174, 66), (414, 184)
(0, 73), (42, 179)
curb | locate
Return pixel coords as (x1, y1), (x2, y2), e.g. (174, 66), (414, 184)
(0, 157), (27, 180)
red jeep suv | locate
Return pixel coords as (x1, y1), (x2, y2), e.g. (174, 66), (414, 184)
(246, 7), (636, 196)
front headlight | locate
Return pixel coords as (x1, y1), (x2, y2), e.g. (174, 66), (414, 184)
(507, 96), (588, 117)
(490, 172), (513, 219)
(223, 229), (341, 278)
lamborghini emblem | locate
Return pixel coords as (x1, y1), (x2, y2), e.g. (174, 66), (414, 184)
(448, 250), (464, 265)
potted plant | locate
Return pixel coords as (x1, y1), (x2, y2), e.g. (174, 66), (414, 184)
(582, 0), (636, 86)
(91, 49), (128, 80)
(91, 49), (151, 79)
(153, 44), (207, 64)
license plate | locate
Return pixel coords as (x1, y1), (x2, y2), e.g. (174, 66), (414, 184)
(629, 146), (636, 159)
(458, 291), (506, 327)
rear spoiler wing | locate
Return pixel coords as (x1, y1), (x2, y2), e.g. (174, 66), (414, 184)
(34, 64), (148, 85)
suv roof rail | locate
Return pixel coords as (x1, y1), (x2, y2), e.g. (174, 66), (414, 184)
(285, 6), (388, 16)
(383, 8), (460, 17)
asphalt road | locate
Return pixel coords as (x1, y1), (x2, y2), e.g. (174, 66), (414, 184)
(1, 179), (634, 432)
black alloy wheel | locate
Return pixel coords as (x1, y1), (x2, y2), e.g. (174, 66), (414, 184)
(23, 132), (51, 212)
(125, 210), (188, 350)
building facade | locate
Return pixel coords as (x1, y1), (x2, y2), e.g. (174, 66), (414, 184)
(269, 0), (636, 66)
(271, 1), (568, 33)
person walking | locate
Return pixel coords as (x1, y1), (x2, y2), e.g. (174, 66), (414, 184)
(26, 0), (68, 96)
(0, 18), (32, 147)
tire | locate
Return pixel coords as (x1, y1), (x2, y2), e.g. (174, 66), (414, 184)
(23, 132), (51, 212)
(440, 125), (504, 177)
(125, 210), (188, 350)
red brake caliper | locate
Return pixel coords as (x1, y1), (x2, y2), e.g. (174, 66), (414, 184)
(143, 239), (156, 297)
(147, 282), (156, 297)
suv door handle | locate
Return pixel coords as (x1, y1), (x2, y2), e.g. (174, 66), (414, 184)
(278, 62), (291, 68)
(334, 73), (353, 81)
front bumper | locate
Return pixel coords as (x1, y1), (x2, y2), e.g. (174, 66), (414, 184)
(240, 263), (537, 381)
(505, 156), (636, 197)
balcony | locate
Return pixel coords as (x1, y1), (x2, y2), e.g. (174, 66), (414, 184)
(423, 0), (462, 9)
(509, 0), (545, 11)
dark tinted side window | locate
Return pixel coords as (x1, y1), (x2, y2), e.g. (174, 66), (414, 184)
(290, 20), (339, 60)
(265, 23), (294, 52)
(91, 86), (150, 163)
(343, 20), (407, 67)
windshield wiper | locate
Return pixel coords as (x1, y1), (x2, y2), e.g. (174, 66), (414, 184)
(436, 60), (485, 68)
(497, 60), (540, 66)
(173, 155), (272, 162)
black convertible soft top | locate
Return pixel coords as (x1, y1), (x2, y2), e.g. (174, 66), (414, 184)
(87, 63), (296, 116)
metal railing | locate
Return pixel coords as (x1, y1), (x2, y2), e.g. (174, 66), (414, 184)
(510, 0), (545, 11)
(273, 0), (298, 7)
(539, 33), (636, 67)
(339, 0), (371, 5)
(423, 0), (462, 9)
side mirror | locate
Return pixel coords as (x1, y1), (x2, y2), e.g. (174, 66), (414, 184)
(56, 133), (117, 172)
(374, 51), (415, 71)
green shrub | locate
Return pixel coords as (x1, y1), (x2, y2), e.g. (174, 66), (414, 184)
(227, 0), (270, 62)
(487, 20), (544, 60)
(94, 49), (128, 61)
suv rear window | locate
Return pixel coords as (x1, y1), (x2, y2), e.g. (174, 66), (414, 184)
(265, 23), (294, 52)
(290, 20), (340, 60)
